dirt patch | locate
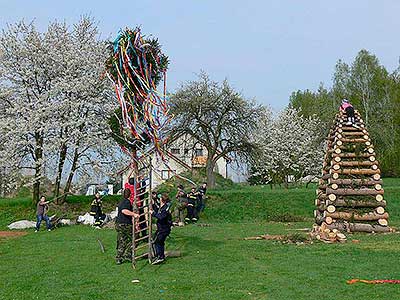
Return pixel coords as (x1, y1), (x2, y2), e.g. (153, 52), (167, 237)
(0, 231), (28, 238)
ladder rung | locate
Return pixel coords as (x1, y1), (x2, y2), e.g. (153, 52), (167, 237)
(135, 252), (149, 259)
(135, 227), (149, 233)
(135, 235), (149, 243)
(135, 243), (149, 250)
(137, 219), (149, 226)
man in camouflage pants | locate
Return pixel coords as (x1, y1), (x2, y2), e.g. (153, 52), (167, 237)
(115, 189), (138, 264)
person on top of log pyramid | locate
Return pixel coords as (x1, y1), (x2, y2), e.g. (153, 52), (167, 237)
(89, 192), (106, 228)
(339, 98), (356, 126)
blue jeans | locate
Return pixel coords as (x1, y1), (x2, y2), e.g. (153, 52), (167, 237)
(153, 230), (170, 259)
(36, 214), (51, 230)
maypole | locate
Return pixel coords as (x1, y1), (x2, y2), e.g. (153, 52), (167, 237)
(106, 27), (170, 267)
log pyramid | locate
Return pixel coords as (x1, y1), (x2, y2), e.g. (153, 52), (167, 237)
(314, 110), (392, 234)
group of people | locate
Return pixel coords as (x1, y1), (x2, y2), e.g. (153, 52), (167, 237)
(173, 182), (207, 226)
(115, 187), (173, 265)
(114, 180), (207, 266)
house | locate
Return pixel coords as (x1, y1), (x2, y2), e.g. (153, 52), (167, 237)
(121, 134), (230, 188)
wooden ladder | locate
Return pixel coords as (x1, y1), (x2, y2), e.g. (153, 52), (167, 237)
(131, 159), (154, 268)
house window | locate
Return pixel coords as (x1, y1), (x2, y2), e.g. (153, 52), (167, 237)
(161, 170), (176, 180)
(171, 148), (180, 155)
(195, 149), (203, 156)
(161, 170), (169, 180)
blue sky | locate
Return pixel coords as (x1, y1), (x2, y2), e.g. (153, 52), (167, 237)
(1, 0), (399, 110)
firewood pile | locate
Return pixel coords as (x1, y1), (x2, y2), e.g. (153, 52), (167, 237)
(314, 110), (393, 237)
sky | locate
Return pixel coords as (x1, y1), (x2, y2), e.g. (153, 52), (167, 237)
(1, 0), (400, 111)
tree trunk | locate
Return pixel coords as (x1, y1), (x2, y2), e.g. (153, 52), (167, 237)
(54, 143), (68, 203)
(206, 157), (216, 188)
(32, 132), (44, 205)
(62, 147), (80, 203)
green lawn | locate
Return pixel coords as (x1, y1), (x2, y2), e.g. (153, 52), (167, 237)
(0, 179), (400, 299)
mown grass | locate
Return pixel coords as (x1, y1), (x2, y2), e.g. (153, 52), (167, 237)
(0, 179), (400, 299)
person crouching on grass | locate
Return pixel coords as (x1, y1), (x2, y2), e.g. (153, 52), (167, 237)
(35, 196), (51, 232)
(150, 193), (173, 265)
(115, 189), (139, 265)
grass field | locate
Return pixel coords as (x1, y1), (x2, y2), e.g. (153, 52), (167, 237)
(1, 179), (400, 299)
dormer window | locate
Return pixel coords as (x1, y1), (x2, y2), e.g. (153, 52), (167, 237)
(195, 149), (203, 156)
(171, 148), (180, 155)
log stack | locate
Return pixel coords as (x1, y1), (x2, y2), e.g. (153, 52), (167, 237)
(314, 110), (393, 235)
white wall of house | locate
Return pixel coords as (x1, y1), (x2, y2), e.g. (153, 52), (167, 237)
(121, 134), (228, 188)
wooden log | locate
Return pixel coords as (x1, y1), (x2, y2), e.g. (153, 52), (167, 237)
(314, 210), (324, 225)
(331, 168), (380, 175)
(373, 174), (381, 180)
(332, 153), (374, 159)
(326, 188), (384, 196)
(336, 161), (376, 167)
(325, 199), (386, 208)
(326, 211), (389, 221)
(317, 194), (328, 201)
(325, 216), (333, 225)
(376, 207), (385, 214)
(342, 131), (368, 136)
(315, 198), (323, 206)
(378, 219), (388, 227)
(328, 148), (342, 154)
(326, 222), (392, 233)
(339, 138), (368, 143)
(326, 205), (336, 213)
(340, 126), (361, 131)
(321, 174), (331, 180)
(376, 194), (384, 201)
(328, 179), (383, 186)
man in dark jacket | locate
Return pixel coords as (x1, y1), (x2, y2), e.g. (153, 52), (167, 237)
(115, 189), (139, 265)
(150, 193), (172, 265)
(90, 192), (105, 227)
(174, 184), (187, 226)
(196, 182), (207, 215)
(185, 187), (198, 223)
